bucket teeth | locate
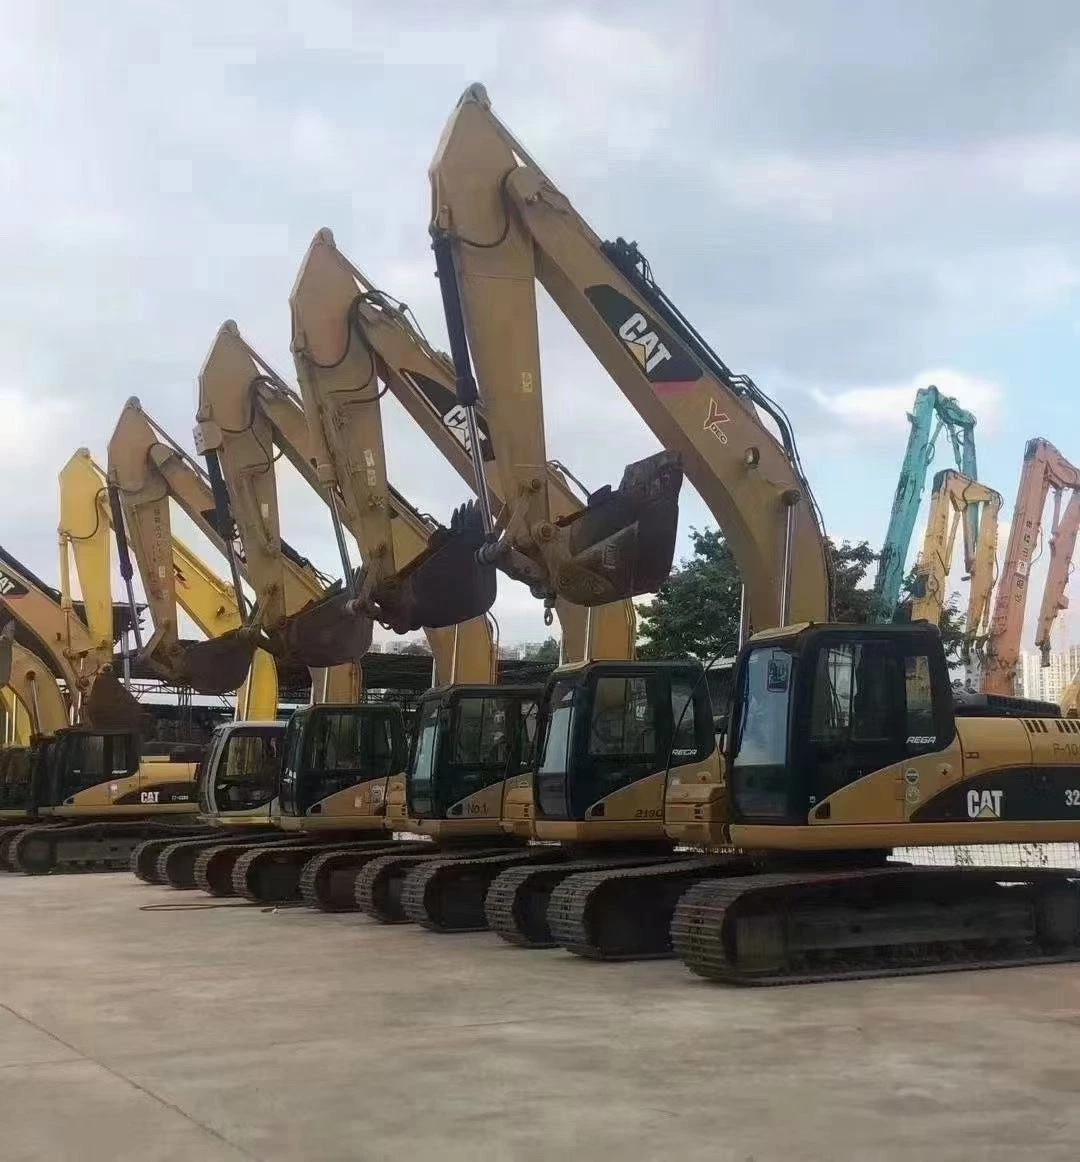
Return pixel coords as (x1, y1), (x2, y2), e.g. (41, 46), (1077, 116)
(370, 500), (496, 632)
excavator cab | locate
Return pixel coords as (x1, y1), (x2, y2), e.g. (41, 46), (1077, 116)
(720, 623), (954, 829)
(197, 721), (287, 822)
(403, 684), (540, 836)
(532, 660), (716, 844)
(277, 703), (408, 831)
(40, 728), (142, 812)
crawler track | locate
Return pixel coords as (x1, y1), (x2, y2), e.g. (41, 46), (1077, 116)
(486, 854), (684, 948)
(547, 855), (754, 960)
(355, 846), (514, 924)
(231, 839), (392, 905)
(400, 847), (566, 933)
(193, 838), (307, 897)
(299, 843), (431, 912)
(11, 820), (213, 875)
(671, 865), (1080, 986)
(155, 831), (282, 889)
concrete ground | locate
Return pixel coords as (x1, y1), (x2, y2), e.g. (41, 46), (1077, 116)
(1, 877), (1079, 1162)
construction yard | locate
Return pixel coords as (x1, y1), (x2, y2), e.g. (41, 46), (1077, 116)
(0, 874), (1077, 1162)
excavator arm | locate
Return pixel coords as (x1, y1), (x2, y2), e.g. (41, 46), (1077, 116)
(909, 470), (1000, 643)
(108, 398), (360, 702)
(194, 323), (496, 684)
(1034, 488), (1080, 666)
(64, 447), (280, 713)
(428, 84), (830, 630)
(291, 234), (494, 635)
(871, 386), (978, 622)
(984, 437), (1080, 695)
(289, 228), (635, 663)
(0, 545), (141, 729)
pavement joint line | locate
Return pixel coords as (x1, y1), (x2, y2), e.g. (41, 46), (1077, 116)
(0, 1002), (262, 1161)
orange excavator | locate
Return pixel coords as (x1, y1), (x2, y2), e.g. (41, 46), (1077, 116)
(983, 438), (1080, 696)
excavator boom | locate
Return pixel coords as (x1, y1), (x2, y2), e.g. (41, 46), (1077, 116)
(429, 83), (830, 630)
(872, 386), (978, 622)
(984, 437), (1080, 695)
(108, 398), (360, 703)
(195, 322), (496, 685)
(296, 228), (635, 662)
(909, 469), (1000, 643)
(291, 233), (495, 633)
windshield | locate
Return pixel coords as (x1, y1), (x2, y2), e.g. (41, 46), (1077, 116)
(279, 716), (304, 814)
(731, 646), (795, 818)
(408, 700), (442, 815)
(205, 728), (284, 814)
(296, 709), (397, 813)
(538, 681), (577, 776)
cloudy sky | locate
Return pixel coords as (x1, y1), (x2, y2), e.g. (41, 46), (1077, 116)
(3, 0), (1079, 650)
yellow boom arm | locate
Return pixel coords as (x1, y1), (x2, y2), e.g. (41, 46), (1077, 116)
(108, 399), (360, 702)
(429, 84), (831, 632)
(289, 228), (635, 664)
(195, 322), (497, 685)
(910, 469), (1001, 640)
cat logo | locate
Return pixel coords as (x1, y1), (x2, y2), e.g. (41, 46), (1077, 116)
(618, 312), (673, 375)
(703, 399), (731, 444)
(966, 788), (1004, 819)
(0, 569), (29, 597)
(399, 369), (495, 462)
(584, 285), (701, 393)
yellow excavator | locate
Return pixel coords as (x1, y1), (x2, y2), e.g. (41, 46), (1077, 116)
(341, 82), (829, 936)
(908, 468), (1001, 649)
(107, 397), (368, 888)
(176, 320), (502, 903)
(0, 472), (210, 874)
(283, 229), (641, 916)
(361, 84), (1080, 985)
(54, 439), (286, 888)
(107, 397), (362, 703)
(0, 627), (70, 833)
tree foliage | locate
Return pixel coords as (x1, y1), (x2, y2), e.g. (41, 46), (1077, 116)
(636, 529), (968, 661)
(521, 637), (560, 663)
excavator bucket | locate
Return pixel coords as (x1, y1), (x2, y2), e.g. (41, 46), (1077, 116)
(271, 588), (375, 670)
(83, 670), (153, 735)
(556, 450), (683, 604)
(369, 500), (497, 633)
(167, 630), (263, 697)
(0, 623), (13, 687)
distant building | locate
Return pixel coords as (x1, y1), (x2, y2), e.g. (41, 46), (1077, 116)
(1020, 644), (1080, 702)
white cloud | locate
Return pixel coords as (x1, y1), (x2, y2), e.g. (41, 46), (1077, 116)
(810, 369), (1005, 441)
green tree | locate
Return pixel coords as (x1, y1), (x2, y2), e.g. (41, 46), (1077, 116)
(522, 637), (560, 663)
(636, 530), (965, 660)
